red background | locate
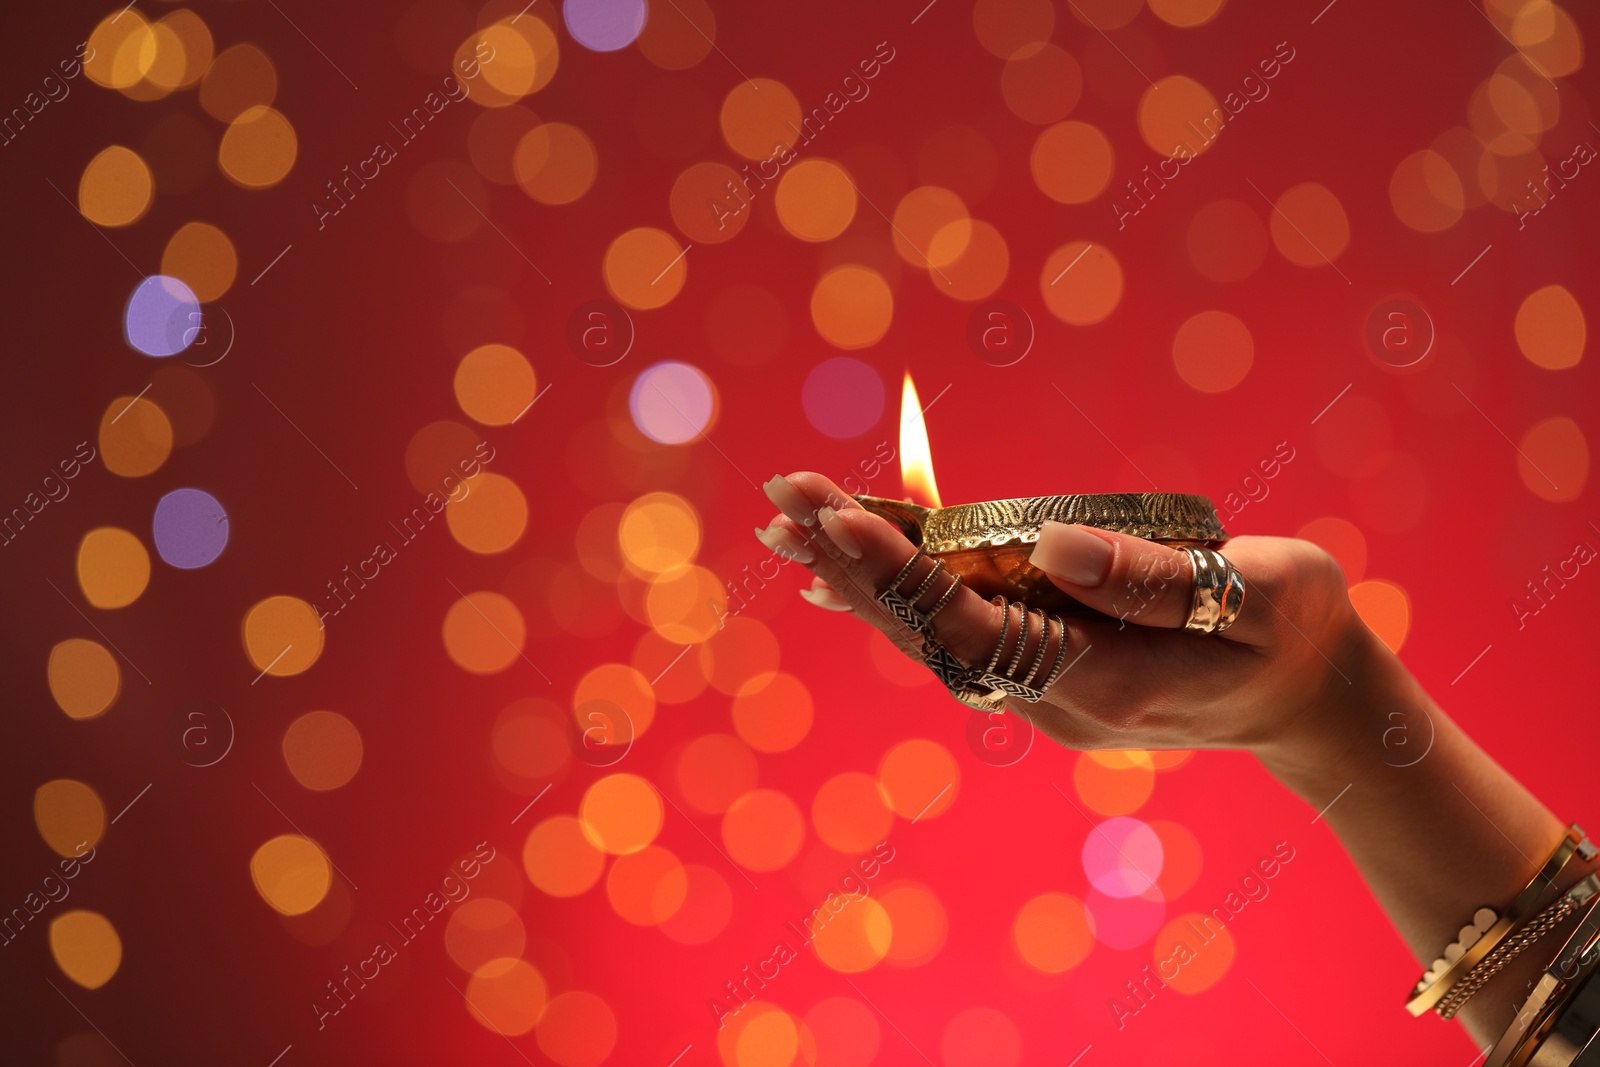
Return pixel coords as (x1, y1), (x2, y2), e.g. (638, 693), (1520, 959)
(4, 1), (1598, 1064)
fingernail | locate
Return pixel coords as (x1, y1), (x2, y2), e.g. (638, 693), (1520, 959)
(754, 524), (816, 564)
(800, 581), (852, 612)
(764, 475), (816, 527)
(1031, 522), (1114, 587)
(817, 506), (864, 559)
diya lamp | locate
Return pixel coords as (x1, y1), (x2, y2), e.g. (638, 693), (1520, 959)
(851, 374), (1228, 616)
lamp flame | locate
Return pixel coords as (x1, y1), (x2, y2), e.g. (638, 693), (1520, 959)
(899, 372), (942, 509)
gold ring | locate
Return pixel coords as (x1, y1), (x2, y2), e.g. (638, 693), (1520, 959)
(1180, 545), (1245, 634)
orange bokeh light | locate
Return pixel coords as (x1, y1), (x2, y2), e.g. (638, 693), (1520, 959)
(1013, 891), (1093, 973)
(574, 662), (657, 740)
(720, 79), (802, 161)
(455, 344), (538, 425)
(580, 773), (664, 855)
(1138, 76), (1223, 159)
(48, 640), (120, 720)
(1516, 285), (1585, 370)
(514, 122), (597, 205)
(441, 591), (526, 674)
(776, 159), (858, 242)
(243, 595), (325, 678)
(811, 266), (893, 349)
(1172, 310), (1254, 393)
(1152, 914), (1236, 993)
(35, 780), (105, 858)
(877, 739), (959, 820)
(812, 897), (893, 973)
(1031, 121), (1114, 205)
(811, 772), (893, 853)
(1389, 149), (1464, 233)
(880, 882), (948, 967)
(671, 161), (750, 245)
(282, 710), (363, 791)
(1040, 241), (1123, 326)
(444, 898), (526, 975)
(537, 991), (618, 1067)
(446, 473), (528, 554)
(1269, 182), (1351, 267)
(603, 227), (688, 310)
(79, 146), (152, 227)
(699, 616), (781, 695)
(972, 0), (1054, 59)
(674, 733), (760, 815)
(98, 395), (172, 478)
(1518, 416), (1588, 503)
(1150, 820), (1204, 899)
(605, 844), (688, 925)
(50, 911), (122, 990)
(722, 789), (805, 871)
(464, 958), (547, 1035)
(523, 815), (606, 897)
(1001, 44), (1083, 125)
(661, 864), (735, 945)
(732, 671), (814, 753)
(1349, 579), (1411, 652)
(1074, 751), (1155, 815)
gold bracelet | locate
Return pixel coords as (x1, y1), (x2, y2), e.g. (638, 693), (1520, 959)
(1408, 825), (1598, 1017)
(1439, 873), (1600, 1019)
(1484, 888), (1600, 1067)
(1525, 963), (1600, 1065)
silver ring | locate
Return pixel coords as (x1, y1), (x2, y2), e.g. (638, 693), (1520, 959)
(891, 591), (1069, 711)
(1180, 545), (1245, 634)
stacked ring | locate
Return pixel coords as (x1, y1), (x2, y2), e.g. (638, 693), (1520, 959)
(876, 550), (1071, 711)
(1180, 545), (1246, 635)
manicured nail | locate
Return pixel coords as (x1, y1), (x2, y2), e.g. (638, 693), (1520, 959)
(763, 475), (816, 526)
(817, 506), (864, 559)
(1031, 522), (1114, 587)
(754, 524), (816, 564)
(800, 581), (852, 612)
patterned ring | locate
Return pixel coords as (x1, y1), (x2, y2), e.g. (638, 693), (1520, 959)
(897, 590), (1069, 711)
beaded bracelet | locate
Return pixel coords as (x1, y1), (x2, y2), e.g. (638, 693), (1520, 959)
(1408, 825), (1599, 1017)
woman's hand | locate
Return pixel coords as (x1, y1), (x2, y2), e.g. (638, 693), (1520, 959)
(759, 471), (1579, 1048)
(757, 471), (1374, 760)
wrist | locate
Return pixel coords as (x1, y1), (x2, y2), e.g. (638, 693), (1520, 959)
(1250, 616), (1417, 805)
